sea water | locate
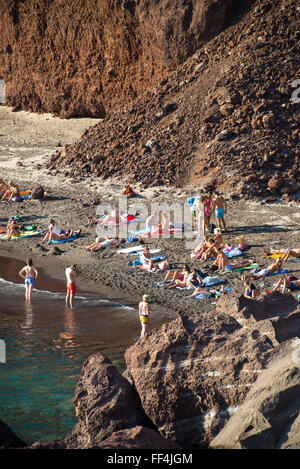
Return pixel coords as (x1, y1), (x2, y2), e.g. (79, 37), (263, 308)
(0, 256), (169, 445)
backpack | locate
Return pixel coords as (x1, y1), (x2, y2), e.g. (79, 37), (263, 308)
(208, 223), (216, 234)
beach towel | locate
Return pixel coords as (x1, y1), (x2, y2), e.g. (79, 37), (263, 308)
(0, 229), (44, 240)
(267, 253), (283, 260)
(130, 248), (161, 256)
(51, 234), (79, 244)
(117, 245), (144, 254)
(0, 189), (31, 202)
(224, 248), (243, 258)
(141, 228), (182, 238)
(269, 269), (289, 276)
(223, 263), (259, 273)
(103, 215), (139, 227)
(130, 255), (165, 267)
(202, 276), (223, 287)
(195, 293), (211, 299)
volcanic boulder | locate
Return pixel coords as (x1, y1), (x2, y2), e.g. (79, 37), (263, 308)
(73, 354), (147, 448)
(210, 339), (300, 449)
(97, 426), (181, 449)
(0, 418), (27, 448)
(125, 312), (275, 448)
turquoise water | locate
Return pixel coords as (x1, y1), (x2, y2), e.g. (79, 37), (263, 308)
(0, 257), (168, 445)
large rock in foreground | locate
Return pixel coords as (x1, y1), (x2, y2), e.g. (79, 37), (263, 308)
(125, 312), (275, 448)
(73, 354), (147, 448)
(210, 339), (300, 449)
(98, 426), (181, 449)
(0, 419), (27, 448)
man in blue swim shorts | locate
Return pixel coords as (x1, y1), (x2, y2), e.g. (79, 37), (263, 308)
(214, 193), (227, 231)
(19, 258), (38, 303)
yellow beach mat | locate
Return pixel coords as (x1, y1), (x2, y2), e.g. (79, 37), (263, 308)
(267, 253), (283, 260)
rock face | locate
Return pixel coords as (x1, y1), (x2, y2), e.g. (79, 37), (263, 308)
(97, 426), (181, 449)
(43, 0), (299, 196)
(0, 0), (235, 118)
(73, 354), (147, 447)
(210, 339), (300, 449)
(0, 418), (27, 448)
(216, 292), (300, 344)
(125, 312), (275, 448)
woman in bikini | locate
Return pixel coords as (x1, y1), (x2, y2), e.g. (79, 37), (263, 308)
(85, 236), (123, 252)
(19, 258), (38, 303)
(6, 217), (21, 239)
(163, 265), (191, 288)
(139, 294), (150, 338)
(0, 181), (21, 202)
(41, 219), (80, 244)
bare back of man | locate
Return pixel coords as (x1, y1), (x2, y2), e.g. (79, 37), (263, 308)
(214, 195), (227, 230)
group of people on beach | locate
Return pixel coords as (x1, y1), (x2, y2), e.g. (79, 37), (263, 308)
(2, 178), (300, 339)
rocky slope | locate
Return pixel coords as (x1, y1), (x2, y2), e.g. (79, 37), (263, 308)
(0, 0), (235, 118)
(44, 0), (300, 198)
(26, 292), (300, 449)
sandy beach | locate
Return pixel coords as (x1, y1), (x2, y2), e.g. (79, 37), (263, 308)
(1, 106), (300, 318)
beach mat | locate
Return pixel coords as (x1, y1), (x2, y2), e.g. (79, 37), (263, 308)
(51, 234), (79, 244)
(1, 189), (31, 201)
(223, 263), (259, 273)
(0, 229), (44, 240)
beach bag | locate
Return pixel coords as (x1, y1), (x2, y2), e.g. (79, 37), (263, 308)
(208, 223), (216, 234)
(126, 236), (138, 243)
(31, 186), (44, 199)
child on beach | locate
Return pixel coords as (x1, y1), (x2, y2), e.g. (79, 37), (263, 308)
(138, 294), (150, 338)
(19, 258), (38, 303)
(65, 265), (79, 309)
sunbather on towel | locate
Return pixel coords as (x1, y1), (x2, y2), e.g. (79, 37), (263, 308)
(188, 286), (211, 298)
(272, 275), (300, 293)
(243, 280), (261, 299)
(85, 236), (124, 252)
(264, 247), (300, 261)
(88, 208), (120, 225)
(0, 180), (21, 202)
(215, 248), (254, 273)
(241, 259), (283, 279)
(42, 219), (81, 244)
(191, 236), (210, 260)
(6, 216), (21, 239)
(0, 179), (9, 196)
(163, 265), (191, 288)
(187, 269), (203, 289)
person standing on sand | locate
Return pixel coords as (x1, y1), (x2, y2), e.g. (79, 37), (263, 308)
(19, 258), (38, 303)
(214, 193), (227, 231)
(65, 265), (79, 308)
(204, 193), (214, 232)
(138, 294), (150, 338)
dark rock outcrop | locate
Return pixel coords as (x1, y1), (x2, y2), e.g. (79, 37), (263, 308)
(210, 340), (300, 449)
(97, 426), (181, 449)
(0, 418), (27, 448)
(125, 312), (275, 448)
(73, 354), (147, 448)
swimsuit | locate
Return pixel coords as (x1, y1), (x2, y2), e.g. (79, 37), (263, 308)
(67, 283), (77, 295)
(25, 277), (35, 286)
(215, 208), (224, 218)
(226, 264), (234, 271)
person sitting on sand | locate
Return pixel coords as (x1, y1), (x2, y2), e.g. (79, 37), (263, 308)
(65, 265), (79, 309)
(187, 269), (203, 289)
(242, 259), (283, 279)
(161, 212), (170, 232)
(0, 180), (21, 202)
(88, 208), (120, 226)
(145, 211), (160, 232)
(272, 275), (300, 293)
(191, 236), (210, 260)
(19, 258), (38, 303)
(6, 216), (21, 239)
(243, 279), (261, 299)
(162, 265), (191, 288)
(0, 179), (9, 197)
(264, 247), (300, 261)
(214, 248), (254, 273)
(41, 219), (81, 244)
(85, 236), (124, 252)
(141, 246), (154, 272)
(200, 229), (224, 262)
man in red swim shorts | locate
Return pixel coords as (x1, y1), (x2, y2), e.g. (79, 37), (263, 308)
(65, 264), (79, 308)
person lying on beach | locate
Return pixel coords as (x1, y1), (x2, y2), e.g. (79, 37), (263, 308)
(162, 265), (191, 288)
(241, 259), (283, 279)
(187, 269), (203, 289)
(19, 258), (38, 303)
(214, 248), (254, 273)
(272, 275), (300, 294)
(243, 280), (261, 299)
(0, 180), (21, 202)
(188, 286), (211, 298)
(85, 236), (124, 252)
(41, 219), (81, 244)
(88, 208), (120, 226)
(6, 216), (21, 239)
(264, 247), (300, 261)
